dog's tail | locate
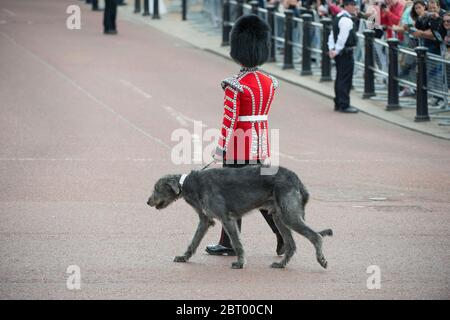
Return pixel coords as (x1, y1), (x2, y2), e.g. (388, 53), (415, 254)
(319, 229), (333, 237)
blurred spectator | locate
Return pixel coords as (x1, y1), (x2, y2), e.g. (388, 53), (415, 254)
(410, 0), (446, 106)
(328, 0), (344, 16)
(392, 0), (414, 39)
(283, 0), (301, 16)
(410, 0), (441, 54)
(444, 12), (450, 47)
(391, 0), (417, 96)
(428, 0), (446, 44)
(443, 12), (450, 88)
(380, 0), (405, 39)
(361, 0), (384, 37)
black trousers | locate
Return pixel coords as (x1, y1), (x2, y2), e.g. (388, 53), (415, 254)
(334, 50), (354, 110)
(218, 161), (281, 248)
(103, 0), (117, 32)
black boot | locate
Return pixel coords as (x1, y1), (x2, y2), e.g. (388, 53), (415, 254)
(260, 210), (285, 255)
(205, 220), (241, 256)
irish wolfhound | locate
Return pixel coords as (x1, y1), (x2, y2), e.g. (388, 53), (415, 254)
(147, 165), (332, 269)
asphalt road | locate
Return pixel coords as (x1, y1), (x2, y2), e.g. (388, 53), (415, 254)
(0, 0), (449, 299)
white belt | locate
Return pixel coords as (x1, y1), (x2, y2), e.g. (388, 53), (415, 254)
(238, 115), (268, 122)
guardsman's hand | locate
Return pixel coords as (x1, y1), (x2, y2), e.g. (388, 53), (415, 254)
(328, 50), (337, 59)
(211, 146), (223, 162)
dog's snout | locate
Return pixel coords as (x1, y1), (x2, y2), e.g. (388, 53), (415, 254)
(147, 197), (154, 206)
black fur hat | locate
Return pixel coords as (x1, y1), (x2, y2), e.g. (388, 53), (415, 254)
(230, 14), (271, 68)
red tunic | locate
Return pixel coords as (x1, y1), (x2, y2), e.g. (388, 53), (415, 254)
(217, 68), (278, 161)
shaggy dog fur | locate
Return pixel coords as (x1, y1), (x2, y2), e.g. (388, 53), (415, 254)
(147, 165), (333, 269)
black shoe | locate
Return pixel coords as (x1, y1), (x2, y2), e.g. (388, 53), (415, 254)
(338, 106), (359, 113)
(104, 29), (118, 35)
(205, 244), (236, 256)
(276, 234), (285, 256)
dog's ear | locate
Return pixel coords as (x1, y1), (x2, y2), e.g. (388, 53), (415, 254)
(167, 177), (181, 195)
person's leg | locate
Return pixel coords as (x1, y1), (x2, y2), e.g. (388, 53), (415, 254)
(206, 161), (284, 256)
(111, 0), (117, 31)
(218, 219), (242, 248)
(103, 0), (110, 32)
(336, 52), (358, 113)
(260, 209), (285, 255)
(338, 53), (351, 109)
(334, 75), (339, 110)
(344, 53), (354, 106)
(205, 161), (241, 256)
(334, 54), (344, 109)
(92, 0), (99, 11)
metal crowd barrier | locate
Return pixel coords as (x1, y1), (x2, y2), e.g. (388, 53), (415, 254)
(202, 0), (222, 26)
(204, 0), (449, 123)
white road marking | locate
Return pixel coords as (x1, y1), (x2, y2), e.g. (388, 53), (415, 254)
(2, 8), (16, 17)
(273, 152), (407, 163)
(162, 105), (207, 128)
(0, 158), (163, 162)
(369, 197), (388, 201)
(162, 105), (189, 127)
(119, 79), (152, 99)
(118, 80), (205, 129)
(0, 32), (170, 150)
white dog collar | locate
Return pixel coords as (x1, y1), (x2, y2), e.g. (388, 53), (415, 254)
(179, 174), (188, 187)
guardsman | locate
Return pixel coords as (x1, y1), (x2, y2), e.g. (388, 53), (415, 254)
(206, 14), (285, 257)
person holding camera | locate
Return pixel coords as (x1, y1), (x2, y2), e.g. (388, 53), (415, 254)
(444, 12), (450, 46)
(428, 0), (447, 45)
(409, 0), (441, 54)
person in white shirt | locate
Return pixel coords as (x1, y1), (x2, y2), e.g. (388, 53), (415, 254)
(328, 0), (359, 113)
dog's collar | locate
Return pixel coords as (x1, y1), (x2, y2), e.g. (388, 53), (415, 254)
(179, 174), (188, 188)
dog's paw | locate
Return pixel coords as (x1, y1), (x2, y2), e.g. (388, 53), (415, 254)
(270, 262), (285, 269)
(317, 256), (328, 269)
(231, 261), (244, 269)
(173, 256), (188, 263)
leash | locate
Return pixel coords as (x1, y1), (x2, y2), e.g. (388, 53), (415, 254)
(200, 159), (216, 171)
(179, 159), (216, 190)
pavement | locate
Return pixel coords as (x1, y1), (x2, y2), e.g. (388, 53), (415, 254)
(0, 0), (449, 300)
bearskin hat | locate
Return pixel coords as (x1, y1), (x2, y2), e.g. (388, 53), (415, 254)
(230, 14), (271, 68)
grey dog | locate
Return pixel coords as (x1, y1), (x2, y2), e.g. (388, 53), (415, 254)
(147, 165), (333, 269)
